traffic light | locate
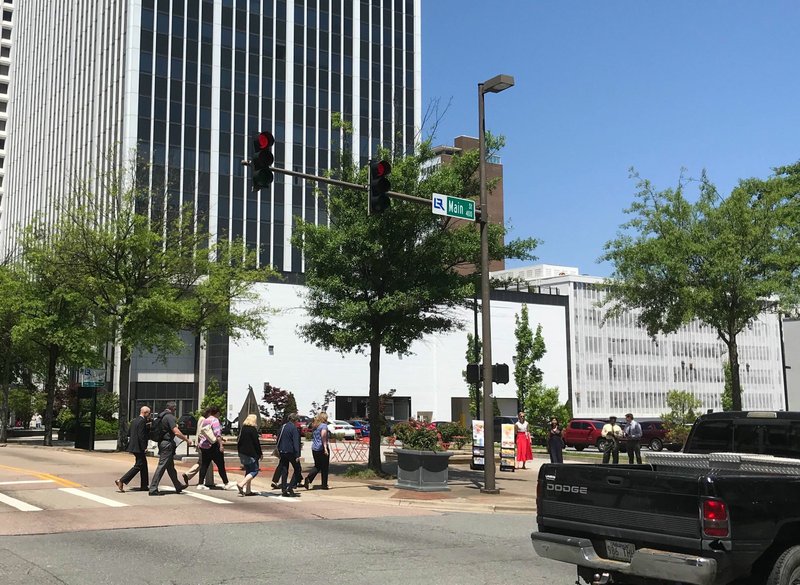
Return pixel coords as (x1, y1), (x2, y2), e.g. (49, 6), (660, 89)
(368, 159), (391, 215)
(251, 131), (275, 191)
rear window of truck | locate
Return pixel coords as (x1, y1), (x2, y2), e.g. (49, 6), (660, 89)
(688, 420), (800, 458)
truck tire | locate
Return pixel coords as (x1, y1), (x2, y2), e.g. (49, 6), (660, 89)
(649, 438), (663, 451)
(767, 545), (800, 585)
(596, 438), (608, 452)
(574, 445), (585, 451)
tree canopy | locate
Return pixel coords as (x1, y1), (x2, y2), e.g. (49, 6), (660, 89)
(602, 164), (800, 410)
(294, 136), (538, 472)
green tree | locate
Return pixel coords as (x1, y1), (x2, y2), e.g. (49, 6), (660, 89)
(16, 223), (107, 445)
(284, 392), (298, 416)
(524, 382), (571, 445)
(513, 305), (546, 408)
(661, 389), (702, 446)
(0, 261), (34, 442)
(294, 135), (538, 473)
(602, 165), (800, 411)
(462, 332), (482, 419)
(9, 388), (34, 427)
(199, 377), (227, 418)
(50, 160), (269, 450)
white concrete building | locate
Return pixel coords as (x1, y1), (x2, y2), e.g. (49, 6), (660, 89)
(223, 282), (571, 424)
(496, 265), (786, 418)
(0, 1), (11, 233)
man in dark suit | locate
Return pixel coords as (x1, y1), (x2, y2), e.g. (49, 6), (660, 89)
(277, 414), (302, 497)
(116, 406), (151, 492)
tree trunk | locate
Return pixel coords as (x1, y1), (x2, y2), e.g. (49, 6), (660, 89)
(367, 335), (382, 474)
(43, 343), (59, 446)
(727, 336), (743, 411)
(117, 345), (132, 451)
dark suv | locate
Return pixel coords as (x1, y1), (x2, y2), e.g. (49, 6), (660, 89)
(619, 419), (669, 451)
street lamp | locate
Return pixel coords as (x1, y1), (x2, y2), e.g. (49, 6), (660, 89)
(479, 73), (514, 494)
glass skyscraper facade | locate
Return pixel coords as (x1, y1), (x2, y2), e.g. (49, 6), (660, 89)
(0, 0), (421, 271)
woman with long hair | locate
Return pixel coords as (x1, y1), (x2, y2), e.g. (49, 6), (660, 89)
(196, 406), (237, 490)
(547, 417), (564, 464)
(236, 414), (263, 496)
(515, 411), (533, 469)
(303, 412), (330, 490)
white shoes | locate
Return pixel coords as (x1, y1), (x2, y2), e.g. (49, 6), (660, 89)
(225, 482), (238, 491)
(196, 484), (210, 490)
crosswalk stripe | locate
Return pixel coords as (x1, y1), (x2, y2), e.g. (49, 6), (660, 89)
(0, 480), (54, 486)
(58, 488), (128, 507)
(183, 491), (233, 504)
(262, 493), (303, 503)
(0, 492), (42, 512)
(157, 485), (232, 504)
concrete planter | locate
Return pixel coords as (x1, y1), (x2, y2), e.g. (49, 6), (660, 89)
(395, 448), (452, 492)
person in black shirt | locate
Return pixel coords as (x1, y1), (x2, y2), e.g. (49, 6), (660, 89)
(149, 401), (193, 496)
(116, 406), (151, 492)
(276, 414), (302, 497)
(235, 414), (263, 496)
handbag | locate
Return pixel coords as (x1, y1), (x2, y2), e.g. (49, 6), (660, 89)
(271, 423), (286, 457)
(199, 422), (217, 445)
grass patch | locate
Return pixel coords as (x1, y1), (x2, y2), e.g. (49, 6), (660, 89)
(342, 464), (393, 480)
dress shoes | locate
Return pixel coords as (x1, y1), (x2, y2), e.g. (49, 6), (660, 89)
(303, 477), (310, 490)
(271, 482), (279, 490)
(282, 490), (299, 498)
(114, 479), (125, 493)
(148, 491), (165, 496)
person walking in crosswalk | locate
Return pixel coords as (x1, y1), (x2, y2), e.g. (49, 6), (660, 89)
(116, 406), (151, 492)
(149, 402), (193, 496)
(235, 415), (263, 496)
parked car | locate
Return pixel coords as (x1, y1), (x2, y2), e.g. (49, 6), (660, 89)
(348, 420), (370, 437)
(295, 415), (312, 434)
(618, 418), (670, 451)
(327, 420), (356, 439)
(562, 418), (607, 451)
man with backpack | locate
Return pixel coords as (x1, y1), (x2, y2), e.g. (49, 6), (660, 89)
(149, 401), (193, 496)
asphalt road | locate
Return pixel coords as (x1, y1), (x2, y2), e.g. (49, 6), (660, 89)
(0, 513), (573, 585)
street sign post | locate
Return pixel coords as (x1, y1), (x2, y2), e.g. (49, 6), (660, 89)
(432, 192), (476, 221)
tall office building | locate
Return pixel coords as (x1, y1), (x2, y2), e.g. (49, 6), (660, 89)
(2, 0), (421, 415)
(1, 0), (421, 271)
(0, 0), (12, 234)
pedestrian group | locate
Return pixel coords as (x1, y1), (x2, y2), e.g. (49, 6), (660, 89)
(117, 406), (335, 499)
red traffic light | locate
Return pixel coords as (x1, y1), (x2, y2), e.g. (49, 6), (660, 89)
(375, 160), (391, 178)
(255, 131), (275, 151)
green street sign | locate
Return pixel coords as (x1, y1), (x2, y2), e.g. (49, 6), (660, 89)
(80, 368), (106, 388)
(432, 192), (476, 221)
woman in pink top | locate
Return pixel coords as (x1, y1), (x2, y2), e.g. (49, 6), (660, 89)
(195, 406), (236, 490)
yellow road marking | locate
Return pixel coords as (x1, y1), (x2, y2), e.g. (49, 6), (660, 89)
(0, 464), (82, 488)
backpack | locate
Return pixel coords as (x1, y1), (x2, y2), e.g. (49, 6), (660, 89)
(148, 411), (168, 442)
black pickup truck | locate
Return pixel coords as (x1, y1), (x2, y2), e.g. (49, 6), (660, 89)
(532, 411), (800, 585)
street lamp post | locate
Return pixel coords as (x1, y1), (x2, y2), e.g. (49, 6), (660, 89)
(479, 73), (514, 494)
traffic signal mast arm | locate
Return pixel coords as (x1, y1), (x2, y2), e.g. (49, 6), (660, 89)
(241, 162), (434, 207)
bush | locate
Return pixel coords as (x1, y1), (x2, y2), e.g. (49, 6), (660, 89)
(393, 420), (440, 451)
(95, 419), (119, 437)
(439, 422), (469, 448)
(56, 408), (76, 432)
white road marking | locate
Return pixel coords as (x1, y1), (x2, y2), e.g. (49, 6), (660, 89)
(0, 480), (54, 486)
(158, 485), (232, 504)
(262, 493), (303, 503)
(0, 493), (42, 512)
(58, 488), (129, 508)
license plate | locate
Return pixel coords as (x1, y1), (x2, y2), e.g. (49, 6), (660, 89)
(605, 540), (635, 562)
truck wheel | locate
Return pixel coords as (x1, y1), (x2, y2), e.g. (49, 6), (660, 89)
(767, 545), (800, 585)
(596, 438), (608, 452)
(574, 445), (585, 451)
(649, 438), (663, 451)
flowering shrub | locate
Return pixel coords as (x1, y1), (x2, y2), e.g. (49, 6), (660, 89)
(393, 419), (441, 451)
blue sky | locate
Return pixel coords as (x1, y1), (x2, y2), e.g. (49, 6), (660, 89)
(421, 1), (800, 276)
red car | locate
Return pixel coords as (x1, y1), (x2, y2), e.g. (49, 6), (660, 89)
(562, 419), (607, 451)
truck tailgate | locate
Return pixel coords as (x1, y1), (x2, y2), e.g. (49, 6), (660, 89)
(538, 464), (704, 550)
